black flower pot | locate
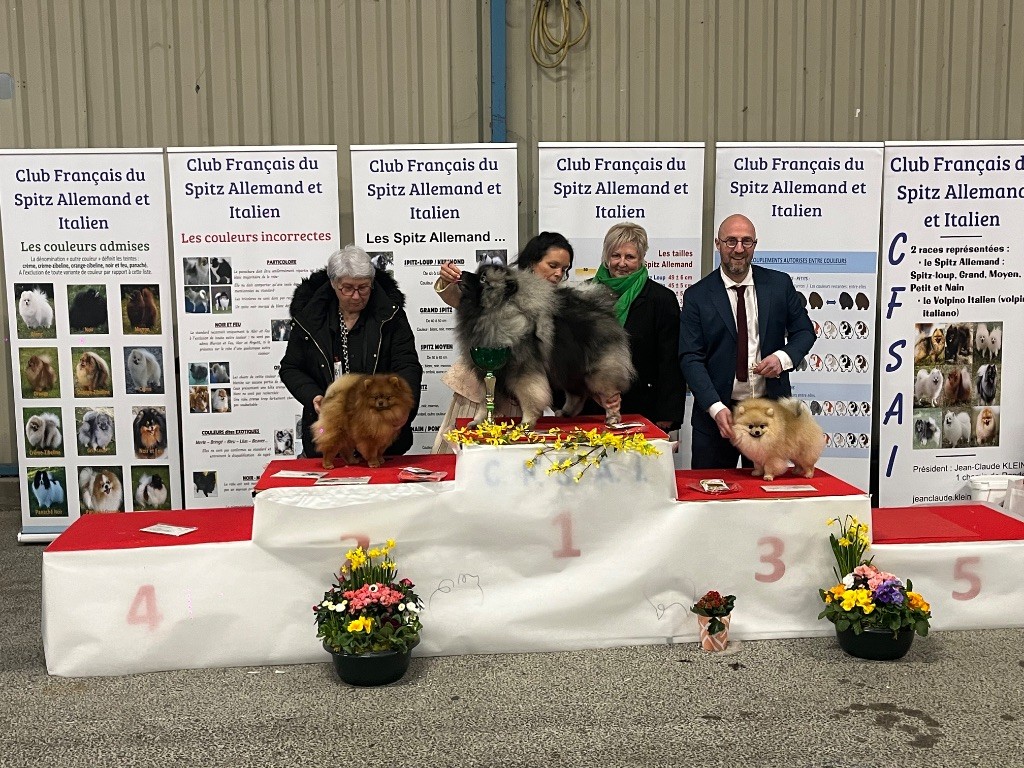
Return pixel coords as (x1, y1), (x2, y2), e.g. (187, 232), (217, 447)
(835, 625), (915, 660)
(323, 641), (413, 686)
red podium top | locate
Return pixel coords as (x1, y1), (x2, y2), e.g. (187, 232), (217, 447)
(256, 416), (667, 492)
(255, 453), (456, 491)
(872, 504), (1024, 544)
(46, 507), (253, 553)
(674, 468), (866, 502)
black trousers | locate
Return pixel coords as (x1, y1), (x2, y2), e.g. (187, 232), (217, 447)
(690, 401), (753, 470)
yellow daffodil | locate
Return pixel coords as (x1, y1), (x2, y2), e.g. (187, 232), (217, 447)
(838, 537), (851, 547)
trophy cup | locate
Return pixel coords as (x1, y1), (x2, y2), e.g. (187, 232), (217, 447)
(470, 346), (511, 424)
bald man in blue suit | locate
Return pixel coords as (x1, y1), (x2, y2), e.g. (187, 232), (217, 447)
(679, 214), (816, 469)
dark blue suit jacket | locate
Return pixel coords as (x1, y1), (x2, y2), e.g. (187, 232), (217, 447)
(679, 265), (815, 435)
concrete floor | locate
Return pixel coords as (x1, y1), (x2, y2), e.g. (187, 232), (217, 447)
(1, 477), (1021, 768)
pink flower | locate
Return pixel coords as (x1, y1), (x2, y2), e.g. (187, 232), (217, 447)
(853, 564), (879, 579)
(867, 570), (898, 590)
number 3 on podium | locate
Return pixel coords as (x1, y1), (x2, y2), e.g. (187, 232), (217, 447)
(755, 536), (786, 583)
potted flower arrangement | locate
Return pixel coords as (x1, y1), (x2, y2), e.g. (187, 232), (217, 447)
(444, 422), (661, 483)
(690, 590), (736, 651)
(818, 515), (932, 660)
(313, 538), (422, 685)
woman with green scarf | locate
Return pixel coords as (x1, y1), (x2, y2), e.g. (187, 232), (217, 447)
(590, 222), (686, 431)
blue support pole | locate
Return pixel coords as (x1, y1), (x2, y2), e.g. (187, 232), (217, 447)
(490, 0), (507, 142)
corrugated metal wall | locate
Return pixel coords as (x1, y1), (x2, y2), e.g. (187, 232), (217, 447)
(1, 0), (1023, 464)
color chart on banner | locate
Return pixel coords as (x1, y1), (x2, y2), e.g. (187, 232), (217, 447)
(538, 142), (705, 299)
(0, 149), (182, 541)
(167, 146), (340, 508)
(715, 143), (884, 492)
(879, 141), (1024, 507)
(350, 143), (519, 453)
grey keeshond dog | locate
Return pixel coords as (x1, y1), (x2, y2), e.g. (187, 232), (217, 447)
(455, 264), (636, 428)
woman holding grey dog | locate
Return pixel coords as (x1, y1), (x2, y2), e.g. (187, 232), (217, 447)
(280, 244), (423, 458)
(585, 222), (686, 432)
(430, 231), (575, 453)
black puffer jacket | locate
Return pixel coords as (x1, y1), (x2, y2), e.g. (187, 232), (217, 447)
(279, 268), (423, 456)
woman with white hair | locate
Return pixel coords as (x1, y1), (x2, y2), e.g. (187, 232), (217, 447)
(587, 222), (685, 431)
(280, 245), (423, 457)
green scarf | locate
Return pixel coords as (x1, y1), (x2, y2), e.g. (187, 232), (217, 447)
(594, 264), (647, 325)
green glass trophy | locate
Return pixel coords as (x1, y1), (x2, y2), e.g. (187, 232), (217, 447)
(470, 346), (511, 423)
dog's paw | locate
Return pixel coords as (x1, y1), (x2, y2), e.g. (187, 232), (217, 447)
(762, 473), (775, 481)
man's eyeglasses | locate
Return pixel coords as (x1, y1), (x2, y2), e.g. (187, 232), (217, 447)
(722, 237), (757, 249)
(336, 283), (372, 296)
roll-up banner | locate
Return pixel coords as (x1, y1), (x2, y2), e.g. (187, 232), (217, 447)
(350, 144), (519, 452)
(879, 141), (1024, 506)
(167, 146), (340, 507)
(537, 142), (705, 293)
(0, 149), (183, 541)
(537, 142), (705, 467)
(715, 143), (884, 493)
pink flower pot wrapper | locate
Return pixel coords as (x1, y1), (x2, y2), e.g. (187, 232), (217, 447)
(697, 614), (731, 651)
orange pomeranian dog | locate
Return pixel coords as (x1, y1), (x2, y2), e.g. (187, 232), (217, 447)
(312, 373), (414, 469)
(731, 396), (826, 482)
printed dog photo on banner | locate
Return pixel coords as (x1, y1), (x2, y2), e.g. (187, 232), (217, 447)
(912, 408), (941, 450)
(75, 406), (116, 456)
(23, 407), (65, 458)
(123, 346), (164, 394)
(183, 256), (211, 286)
(209, 361), (231, 384)
(973, 405), (1000, 447)
(28, 467), (67, 517)
(193, 470), (218, 498)
(475, 249), (508, 266)
(189, 385), (210, 413)
(368, 251), (394, 275)
(210, 257), (232, 284)
(132, 406), (168, 459)
(20, 347), (60, 399)
(131, 465), (172, 510)
(270, 319), (291, 342)
(212, 287), (232, 314)
(78, 465), (125, 513)
(210, 387), (231, 413)
(274, 427), (295, 456)
(67, 284), (109, 334)
(187, 361), (209, 385)
(184, 287), (210, 314)
(940, 408), (972, 449)
(72, 347), (114, 397)
(121, 284), (161, 334)
(14, 283), (57, 339)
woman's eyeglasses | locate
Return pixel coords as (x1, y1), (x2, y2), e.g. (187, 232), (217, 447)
(336, 283), (372, 296)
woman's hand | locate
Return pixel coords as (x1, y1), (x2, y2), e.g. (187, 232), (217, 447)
(313, 395), (324, 414)
(439, 262), (462, 286)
